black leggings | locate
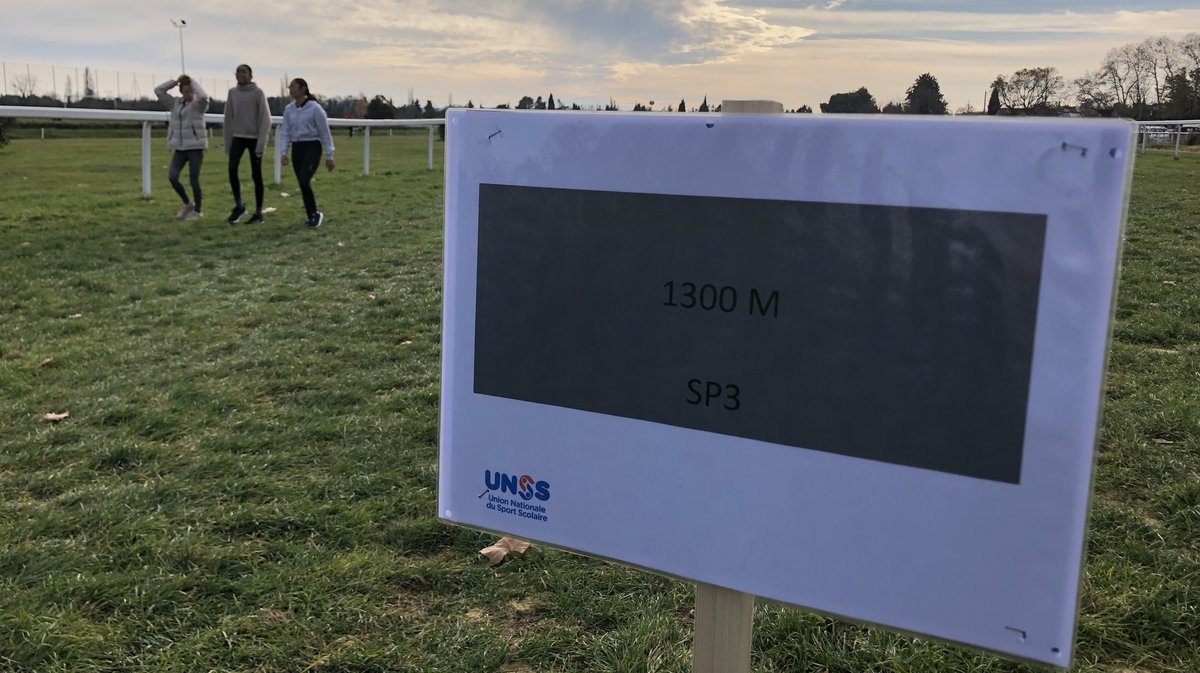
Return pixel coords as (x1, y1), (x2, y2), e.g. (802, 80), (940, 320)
(291, 140), (322, 218)
(168, 149), (204, 213)
(228, 136), (263, 211)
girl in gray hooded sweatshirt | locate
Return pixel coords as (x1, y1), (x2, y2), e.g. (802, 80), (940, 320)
(280, 78), (335, 229)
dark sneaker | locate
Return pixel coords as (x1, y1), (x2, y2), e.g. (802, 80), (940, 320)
(307, 211), (324, 229)
(227, 203), (246, 224)
(246, 211), (264, 224)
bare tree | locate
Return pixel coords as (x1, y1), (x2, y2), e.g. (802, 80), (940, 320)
(12, 72), (38, 100)
(1074, 70), (1116, 112)
(1097, 47), (1135, 111)
(1145, 36), (1184, 105)
(998, 67), (1063, 113)
(1077, 35), (1200, 118)
(1179, 33), (1200, 71)
(1105, 44), (1155, 116)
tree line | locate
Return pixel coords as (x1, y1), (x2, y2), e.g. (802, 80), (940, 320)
(400, 34), (1200, 120)
(479, 34), (1200, 120)
(4, 34), (1199, 122)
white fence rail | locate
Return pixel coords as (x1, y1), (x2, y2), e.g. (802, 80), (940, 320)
(1133, 119), (1200, 160)
(3, 107), (1191, 200)
(0, 106), (444, 197)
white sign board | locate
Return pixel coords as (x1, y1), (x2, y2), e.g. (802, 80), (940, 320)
(439, 109), (1133, 667)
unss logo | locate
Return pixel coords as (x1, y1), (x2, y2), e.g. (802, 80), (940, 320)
(485, 470), (551, 501)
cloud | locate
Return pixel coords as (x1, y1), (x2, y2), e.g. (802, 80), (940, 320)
(3, 2), (1199, 111)
(185, 0), (817, 100)
(759, 6), (1200, 40)
(309, 0), (813, 75)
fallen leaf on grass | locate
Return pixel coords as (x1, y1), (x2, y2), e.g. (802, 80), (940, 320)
(280, 192), (290, 197)
(43, 411), (70, 422)
(263, 207), (278, 214)
(480, 537), (531, 566)
(500, 537), (530, 553)
(1162, 280), (1177, 286)
(336, 241), (345, 247)
(1152, 439), (1175, 445)
(480, 546), (507, 566)
(400, 340), (412, 346)
(39, 357), (54, 367)
(368, 294), (376, 300)
(68, 313), (83, 319)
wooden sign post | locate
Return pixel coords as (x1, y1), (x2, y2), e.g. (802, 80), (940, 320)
(688, 100), (780, 673)
(693, 583), (755, 673)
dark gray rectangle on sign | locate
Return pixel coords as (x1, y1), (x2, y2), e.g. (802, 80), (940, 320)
(474, 184), (1045, 484)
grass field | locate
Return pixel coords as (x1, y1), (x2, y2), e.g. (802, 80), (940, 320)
(0, 133), (1198, 673)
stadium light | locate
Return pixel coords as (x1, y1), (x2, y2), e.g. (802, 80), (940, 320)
(170, 19), (187, 74)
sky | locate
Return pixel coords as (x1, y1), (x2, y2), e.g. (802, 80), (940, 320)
(3, 1), (1199, 112)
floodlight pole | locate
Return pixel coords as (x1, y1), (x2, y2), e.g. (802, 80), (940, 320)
(170, 19), (187, 74)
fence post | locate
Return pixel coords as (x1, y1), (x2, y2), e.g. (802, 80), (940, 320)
(1175, 123), (1183, 160)
(141, 121), (152, 198)
(273, 124), (282, 185)
(428, 125), (434, 170)
(363, 126), (371, 176)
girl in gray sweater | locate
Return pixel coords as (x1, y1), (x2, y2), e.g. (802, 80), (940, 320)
(223, 64), (272, 224)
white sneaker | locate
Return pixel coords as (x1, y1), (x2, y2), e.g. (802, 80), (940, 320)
(176, 202), (193, 219)
(183, 210), (203, 221)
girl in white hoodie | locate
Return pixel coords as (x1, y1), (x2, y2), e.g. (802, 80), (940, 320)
(280, 78), (335, 228)
(155, 75), (209, 220)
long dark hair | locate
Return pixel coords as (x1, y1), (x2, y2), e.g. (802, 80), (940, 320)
(290, 78), (319, 105)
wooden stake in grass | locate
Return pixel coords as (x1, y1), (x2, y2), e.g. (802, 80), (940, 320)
(693, 583), (754, 673)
